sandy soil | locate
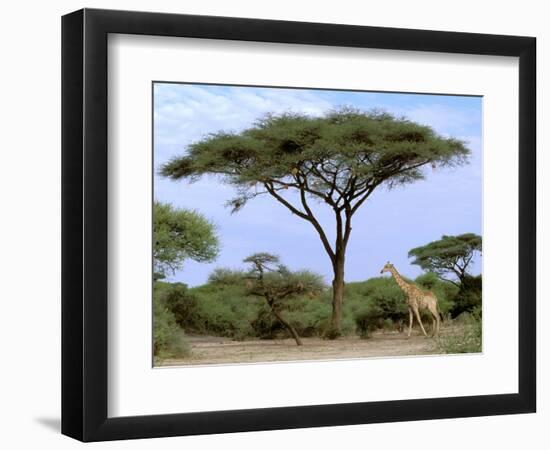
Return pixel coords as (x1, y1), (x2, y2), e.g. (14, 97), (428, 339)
(157, 328), (457, 367)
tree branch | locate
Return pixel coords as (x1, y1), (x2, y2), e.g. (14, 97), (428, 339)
(436, 275), (461, 288)
(350, 184), (377, 215)
(296, 178), (336, 263)
(264, 181), (336, 263)
(343, 206), (353, 247)
(264, 182), (310, 221)
(271, 176), (328, 203)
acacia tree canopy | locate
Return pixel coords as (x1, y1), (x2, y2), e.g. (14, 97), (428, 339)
(161, 108), (470, 335)
(162, 108), (469, 217)
(154, 201), (219, 278)
(408, 233), (482, 286)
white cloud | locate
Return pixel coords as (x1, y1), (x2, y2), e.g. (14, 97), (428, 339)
(154, 83), (333, 166)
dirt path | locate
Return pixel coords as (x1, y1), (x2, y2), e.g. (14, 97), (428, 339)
(157, 330), (448, 367)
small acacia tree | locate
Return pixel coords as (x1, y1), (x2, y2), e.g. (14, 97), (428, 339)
(244, 253), (324, 346)
(408, 233), (482, 286)
(161, 108), (470, 336)
(154, 201), (219, 278)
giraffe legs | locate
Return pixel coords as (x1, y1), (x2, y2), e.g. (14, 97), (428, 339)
(428, 304), (440, 337)
(413, 307), (428, 337)
(407, 308), (413, 338)
(430, 317), (437, 337)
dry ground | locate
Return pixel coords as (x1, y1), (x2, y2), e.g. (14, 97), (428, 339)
(157, 325), (466, 367)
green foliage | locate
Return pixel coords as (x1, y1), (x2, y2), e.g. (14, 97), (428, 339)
(154, 201), (219, 277)
(186, 282), (261, 340)
(408, 233), (481, 285)
(250, 306), (283, 338)
(251, 297), (332, 339)
(283, 296), (333, 337)
(342, 278), (408, 338)
(450, 275), (482, 318)
(437, 306), (482, 354)
(154, 280), (258, 340)
(320, 312), (357, 339)
(155, 262), (330, 341)
(207, 268), (246, 286)
(353, 309), (381, 339)
(154, 281), (197, 328)
(153, 293), (191, 360)
(153, 267), (466, 346)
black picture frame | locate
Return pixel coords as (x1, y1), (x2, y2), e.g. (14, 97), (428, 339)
(61, 8), (536, 442)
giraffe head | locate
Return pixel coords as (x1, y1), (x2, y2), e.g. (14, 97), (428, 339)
(380, 261), (394, 275)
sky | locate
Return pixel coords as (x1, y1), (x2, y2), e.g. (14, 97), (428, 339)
(154, 82), (482, 287)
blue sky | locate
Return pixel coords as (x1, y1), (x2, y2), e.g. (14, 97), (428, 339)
(154, 83), (482, 287)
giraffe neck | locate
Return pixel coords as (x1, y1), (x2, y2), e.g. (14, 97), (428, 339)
(390, 267), (411, 293)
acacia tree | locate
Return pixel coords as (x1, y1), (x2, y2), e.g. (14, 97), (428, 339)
(154, 201), (219, 278)
(243, 253), (324, 346)
(161, 108), (470, 336)
(408, 233), (482, 287)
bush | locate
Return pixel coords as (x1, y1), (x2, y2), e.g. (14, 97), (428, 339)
(207, 268), (246, 286)
(342, 278), (408, 337)
(450, 275), (482, 318)
(354, 307), (382, 338)
(153, 270), (470, 343)
(285, 298), (332, 337)
(437, 306), (482, 354)
(247, 279), (332, 339)
(250, 306), (283, 338)
(189, 266), (331, 341)
(155, 279), (260, 340)
(154, 282), (197, 328)
(188, 283), (261, 339)
(153, 297), (191, 360)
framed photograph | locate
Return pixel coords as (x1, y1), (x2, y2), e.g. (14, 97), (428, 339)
(62, 8), (536, 442)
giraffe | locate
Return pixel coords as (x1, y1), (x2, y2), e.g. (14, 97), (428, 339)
(380, 262), (440, 337)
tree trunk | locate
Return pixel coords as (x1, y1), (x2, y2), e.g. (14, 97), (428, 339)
(271, 308), (303, 346)
(328, 253), (345, 339)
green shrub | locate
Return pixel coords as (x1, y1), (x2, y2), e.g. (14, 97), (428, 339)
(153, 297), (191, 359)
(153, 270), (470, 343)
(191, 266), (331, 340)
(354, 307), (382, 338)
(155, 279), (260, 340)
(437, 306), (482, 354)
(250, 306), (283, 338)
(154, 281), (197, 328)
(341, 278), (408, 337)
(285, 298), (332, 337)
(188, 283), (261, 339)
(246, 281), (333, 339)
(207, 268), (246, 286)
(450, 275), (482, 318)
(382, 318), (395, 331)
